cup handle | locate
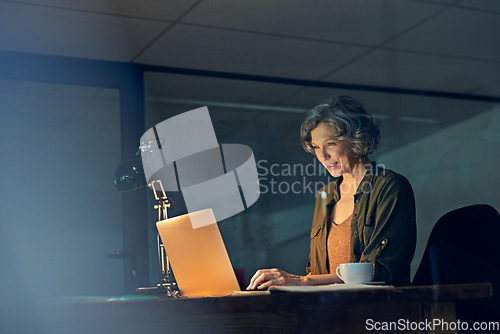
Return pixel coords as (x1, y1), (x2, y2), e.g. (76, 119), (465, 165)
(336, 266), (344, 282)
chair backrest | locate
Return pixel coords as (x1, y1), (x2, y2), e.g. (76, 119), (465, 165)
(412, 204), (500, 322)
(427, 204), (499, 262)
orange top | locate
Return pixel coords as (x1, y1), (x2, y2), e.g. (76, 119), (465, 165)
(327, 214), (353, 274)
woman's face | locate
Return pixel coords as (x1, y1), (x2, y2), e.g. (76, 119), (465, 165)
(310, 122), (358, 178)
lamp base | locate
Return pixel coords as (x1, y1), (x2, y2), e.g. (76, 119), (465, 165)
(135, 283), (180, 297)
(135, 286), (167, 296)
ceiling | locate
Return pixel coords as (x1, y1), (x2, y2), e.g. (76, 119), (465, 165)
(1, 0), (499, 104)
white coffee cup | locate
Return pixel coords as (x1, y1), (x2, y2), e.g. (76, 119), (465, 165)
(335, 262), (373, 284)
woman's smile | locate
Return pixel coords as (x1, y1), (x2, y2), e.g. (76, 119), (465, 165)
(325, 162), (339, 172)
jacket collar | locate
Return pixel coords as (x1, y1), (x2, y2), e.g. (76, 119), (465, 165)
(330, 161), (383, 202)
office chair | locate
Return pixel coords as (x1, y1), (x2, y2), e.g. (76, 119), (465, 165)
(412, 204), (500, 323)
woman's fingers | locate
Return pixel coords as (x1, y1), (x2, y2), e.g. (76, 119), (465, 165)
(247, 269), (273, 290)
(246, 270), (261, 290)
(246, 269), (293, 290)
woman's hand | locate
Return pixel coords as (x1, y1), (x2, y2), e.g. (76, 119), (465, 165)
(246, 268), (306, 290)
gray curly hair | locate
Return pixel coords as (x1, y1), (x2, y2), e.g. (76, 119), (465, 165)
(300, 95), (380, 157)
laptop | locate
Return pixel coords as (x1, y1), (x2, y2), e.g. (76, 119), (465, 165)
(156, 209), (241, 298)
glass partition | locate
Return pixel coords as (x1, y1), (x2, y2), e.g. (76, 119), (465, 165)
(0, 78), (124, 299)
(144, 71), (499, 285)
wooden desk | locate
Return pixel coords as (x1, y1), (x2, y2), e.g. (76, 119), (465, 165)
(5, 283), (492, 334)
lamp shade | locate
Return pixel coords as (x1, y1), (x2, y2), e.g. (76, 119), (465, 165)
(113, 158), (147, 192)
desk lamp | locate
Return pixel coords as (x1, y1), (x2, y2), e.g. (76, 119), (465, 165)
(114, 155), (178, 296)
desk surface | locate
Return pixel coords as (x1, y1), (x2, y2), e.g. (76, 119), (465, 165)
(2, 283), (492, 334)
(152, 283), (491, 313)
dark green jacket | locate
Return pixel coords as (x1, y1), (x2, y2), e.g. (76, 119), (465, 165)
(306, 163), (417, 286)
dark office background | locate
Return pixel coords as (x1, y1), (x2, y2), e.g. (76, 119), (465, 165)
(0, 0), (499, 309)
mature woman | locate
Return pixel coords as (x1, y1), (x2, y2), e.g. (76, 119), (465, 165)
(247, 95), (416, 289)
